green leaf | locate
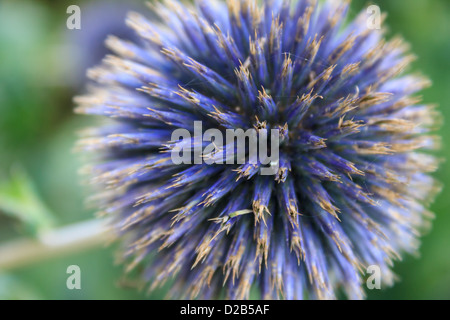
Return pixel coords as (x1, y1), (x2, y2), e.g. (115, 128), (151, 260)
(0, 166), (56, 236)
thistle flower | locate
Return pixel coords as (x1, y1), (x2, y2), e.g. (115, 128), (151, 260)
(75, 0), (440, 299)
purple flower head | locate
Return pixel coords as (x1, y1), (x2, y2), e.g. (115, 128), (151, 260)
(75, 0), (440, 299)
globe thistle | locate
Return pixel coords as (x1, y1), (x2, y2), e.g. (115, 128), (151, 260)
(75, 0), (440, 299)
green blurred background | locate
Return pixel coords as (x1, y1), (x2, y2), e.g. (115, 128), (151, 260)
(0, 0), (448, 299)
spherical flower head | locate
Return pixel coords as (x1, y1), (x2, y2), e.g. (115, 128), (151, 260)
(75, 0), (441, 299)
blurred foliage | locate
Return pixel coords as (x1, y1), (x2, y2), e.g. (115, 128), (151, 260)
(0, 274), (42, 300)
(0, 167), (55, 236)
(0, 0), (449, 299)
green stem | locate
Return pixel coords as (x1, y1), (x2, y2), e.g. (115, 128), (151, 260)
(0, 219), (111, 271)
